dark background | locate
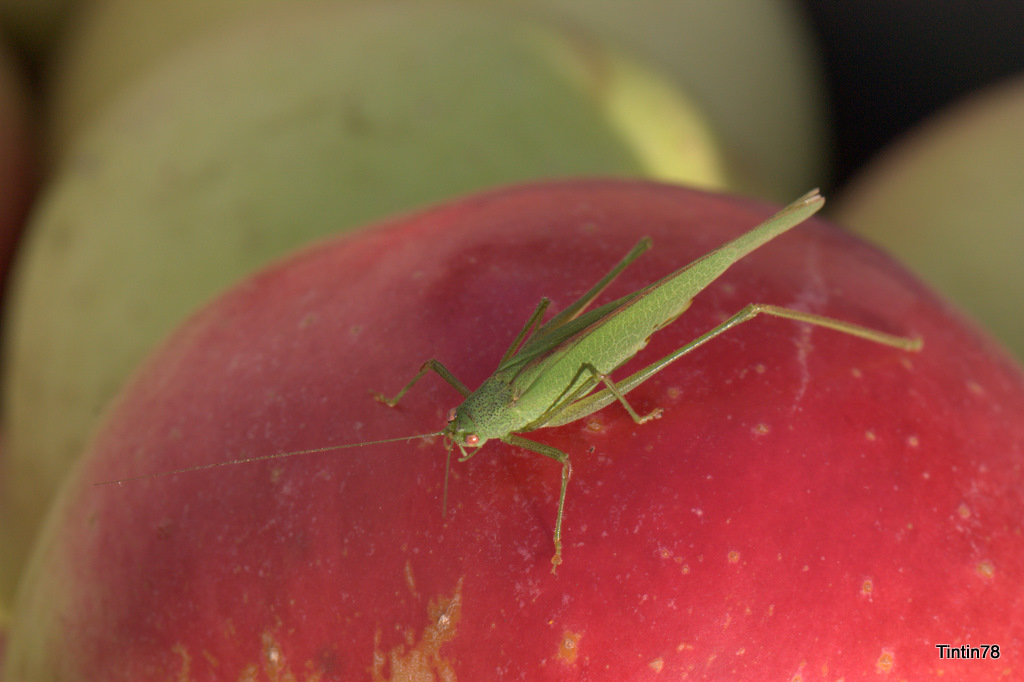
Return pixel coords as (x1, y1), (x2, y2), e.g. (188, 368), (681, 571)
(798, 0), (1024, 189)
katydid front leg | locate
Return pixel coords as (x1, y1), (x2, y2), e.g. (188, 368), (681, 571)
(374, 355), (577, 572)
(374, 294), (556, 409)
(501, 434), (572, 573)
(372, 359), (471, 407)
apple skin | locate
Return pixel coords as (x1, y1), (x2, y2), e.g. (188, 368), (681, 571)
(7, 181), (1023, 679)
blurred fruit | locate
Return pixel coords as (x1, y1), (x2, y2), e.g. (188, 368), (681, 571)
(46, 0), (828, 200)
(44, 0), (287, 160)
(513, 0), (830, 200)
(835, 74), (1024, 359)
(1, 1), (729, 609)
(0, 33), (36, 637)
(7, 181), (1021, 680)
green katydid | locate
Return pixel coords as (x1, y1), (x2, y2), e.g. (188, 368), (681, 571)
(370, 189), (920, 571)
(101, 190), (921, 573)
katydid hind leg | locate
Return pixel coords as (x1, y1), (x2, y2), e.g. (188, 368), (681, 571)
(499, 297), (552, 364)
(537, 237), (653, 334)
(544, 303), (921, 428)
(502, 433), (573, 573)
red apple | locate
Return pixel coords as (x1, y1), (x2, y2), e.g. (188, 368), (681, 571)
(6, 181), (1022, 679)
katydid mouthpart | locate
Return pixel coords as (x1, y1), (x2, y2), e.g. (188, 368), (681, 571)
(99, 189), (922, 573)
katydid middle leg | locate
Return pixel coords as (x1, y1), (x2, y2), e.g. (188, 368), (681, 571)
(532, 362), (665, 430)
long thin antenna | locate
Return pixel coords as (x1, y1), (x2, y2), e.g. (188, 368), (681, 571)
(95, 431), (446, 485)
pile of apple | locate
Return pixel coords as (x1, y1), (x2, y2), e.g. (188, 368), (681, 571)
(1, 2), (1022, 680)
(0, 0), (826, 619)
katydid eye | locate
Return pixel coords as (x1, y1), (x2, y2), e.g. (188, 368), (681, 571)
(465, 434), (479, 446)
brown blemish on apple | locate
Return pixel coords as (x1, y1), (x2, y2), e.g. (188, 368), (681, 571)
(260, 631), (285, 674)
(230, 631), (293, 681)
(721, 612), (733, 630)
(556, 630), (583, 665)
(727, 550), (740, 564)
(860, 578), (874, 599)
(371, 577), (463, 681)
(875, 648), (895, 673)
(752, 423), (771, 436)
(850, 367), (863, 379)
(403, 560), (420, 600)
(957, 502), (971, 520)
(172, 643), (191, 681)
(976, 559), (995, 580)
(906, 434), (920, 447)
(864, 429), (877, 442)
(648, 656), (664, 672)
(585, 417), (604, 432)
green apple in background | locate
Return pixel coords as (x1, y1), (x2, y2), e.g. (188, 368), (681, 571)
(44, 0), (287, 161)
(1, 0), (731, 611)
(834, 75), (1024, 359)
(45, 0), (828, 201)
(512, 0), (829, 200)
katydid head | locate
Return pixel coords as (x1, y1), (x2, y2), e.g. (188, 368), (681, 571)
(444, 405), (487, 461)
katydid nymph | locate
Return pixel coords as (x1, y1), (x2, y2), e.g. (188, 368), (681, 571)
(102, 190), (922, 573)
